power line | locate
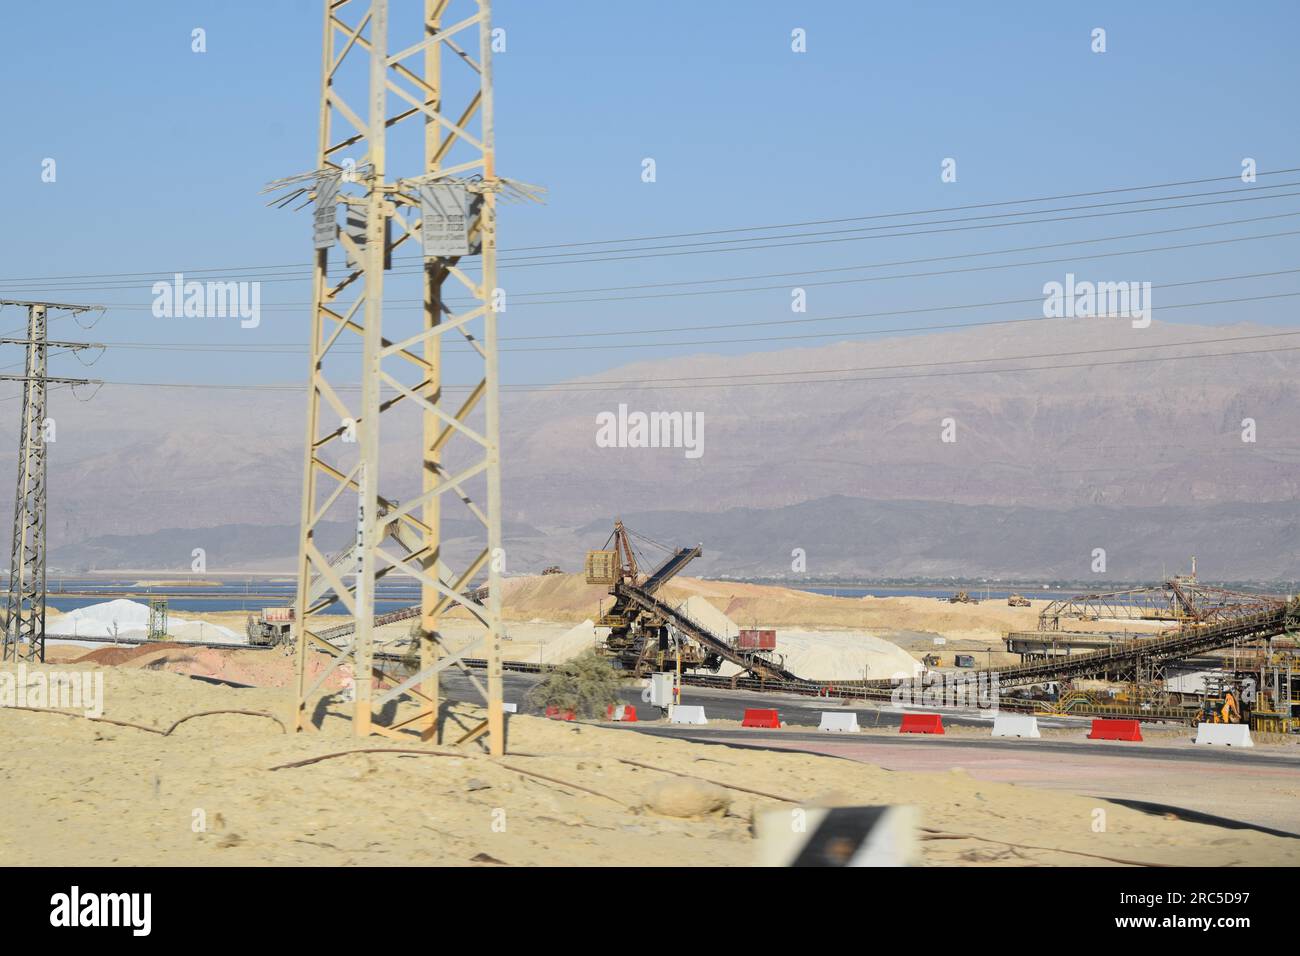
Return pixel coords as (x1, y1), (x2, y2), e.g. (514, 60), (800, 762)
(491, 180), (1300, 265)
(23, 214), (1300, 311)
(499, 166), (1300, 251)
(4, 176), (1300, 293)
(78, 289), (1300, 355)
(9, 332), (1299, 395)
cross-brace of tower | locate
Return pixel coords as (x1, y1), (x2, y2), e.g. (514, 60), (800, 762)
(1, 300), (103, 663)
(272, 0), (537, 754)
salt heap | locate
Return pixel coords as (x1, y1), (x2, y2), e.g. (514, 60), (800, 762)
(539, 619), (598, 664)
(676, 595), (921, 682)
(48, 599), (241, 644)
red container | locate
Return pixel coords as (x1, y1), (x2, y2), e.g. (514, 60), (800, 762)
(737, 628), (776, 650)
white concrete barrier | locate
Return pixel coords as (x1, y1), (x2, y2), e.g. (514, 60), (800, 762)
(668, 704), (708, 725)
(1194, 723), (1253, 747)
(819, 712), (861, 733)
(991, 714), (1041, 738)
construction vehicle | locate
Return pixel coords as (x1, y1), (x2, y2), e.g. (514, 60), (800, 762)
(541, 565), (563, 575)
(1007, 593), (1031, 607)
(1199, 687), (1244, 724)
(247, 607), (294, 647)
(922, 653), (943, 668)
(949, 590), (979, 604)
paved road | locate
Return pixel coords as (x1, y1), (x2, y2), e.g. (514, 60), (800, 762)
(617, 723), (1300, 769)
(443, 669), (1021, 729)
(394, 669), (1300, 835)
(438, 669), (1300, 768)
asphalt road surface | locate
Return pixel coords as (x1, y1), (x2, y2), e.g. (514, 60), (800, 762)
(436, 668), (1300, 769)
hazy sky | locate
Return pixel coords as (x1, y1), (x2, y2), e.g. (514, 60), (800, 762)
(1, 0), (1298, 391)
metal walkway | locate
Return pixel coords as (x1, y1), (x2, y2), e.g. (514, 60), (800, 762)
(865, 602), (1297, 690)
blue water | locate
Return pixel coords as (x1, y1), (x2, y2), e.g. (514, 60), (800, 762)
(797, 586), (1061, 600)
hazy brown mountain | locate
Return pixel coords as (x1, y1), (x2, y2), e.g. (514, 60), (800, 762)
(501, 317), (1300, 523)
(5, 317), (1299, 577)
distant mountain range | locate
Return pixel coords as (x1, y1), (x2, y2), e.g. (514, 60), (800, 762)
(49, 495), (1297, 584)
(6, 317), (1298, 580)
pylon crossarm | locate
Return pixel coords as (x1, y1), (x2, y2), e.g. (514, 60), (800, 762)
(0, 374), (100, 385)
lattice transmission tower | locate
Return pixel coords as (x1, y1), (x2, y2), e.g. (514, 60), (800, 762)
(1, 300), (103, 663)
(269, 0), (537, 754)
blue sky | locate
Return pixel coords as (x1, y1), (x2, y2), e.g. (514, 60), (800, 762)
(1, 0), (1298, 388)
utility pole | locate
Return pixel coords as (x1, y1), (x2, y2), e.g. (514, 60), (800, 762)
(270, 0), (539, 753)
(0, 300), (103, 663)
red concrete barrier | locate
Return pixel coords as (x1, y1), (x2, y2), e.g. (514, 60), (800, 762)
(899, 713), (944, 734)
(742, 708), (781, 728)
(544, 706), (575, 721)
(605, 704), (638, 722)
(1088, 718), (1143, 741)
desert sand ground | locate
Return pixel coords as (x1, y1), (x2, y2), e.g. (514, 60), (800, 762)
(3, 660), (1298, 867)
(16, 576), (1287, 866)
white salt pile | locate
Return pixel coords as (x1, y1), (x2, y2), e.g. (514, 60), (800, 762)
(676, 595), (921, 681)
(758, 630), (923, 682)
(539, 619), (598, 663)
(48, 599), (241, 644)
(676, 596), (740, 641)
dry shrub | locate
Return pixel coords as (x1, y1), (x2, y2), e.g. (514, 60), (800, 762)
(526, 649), (621, 717)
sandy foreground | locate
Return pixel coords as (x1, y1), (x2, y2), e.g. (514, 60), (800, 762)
(2, 661), (1298, 867)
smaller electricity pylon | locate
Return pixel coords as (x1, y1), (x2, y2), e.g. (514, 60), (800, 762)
(0, 300), (103, 663)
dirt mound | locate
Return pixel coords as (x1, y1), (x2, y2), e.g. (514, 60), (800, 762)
(75, 642), (193, 666)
